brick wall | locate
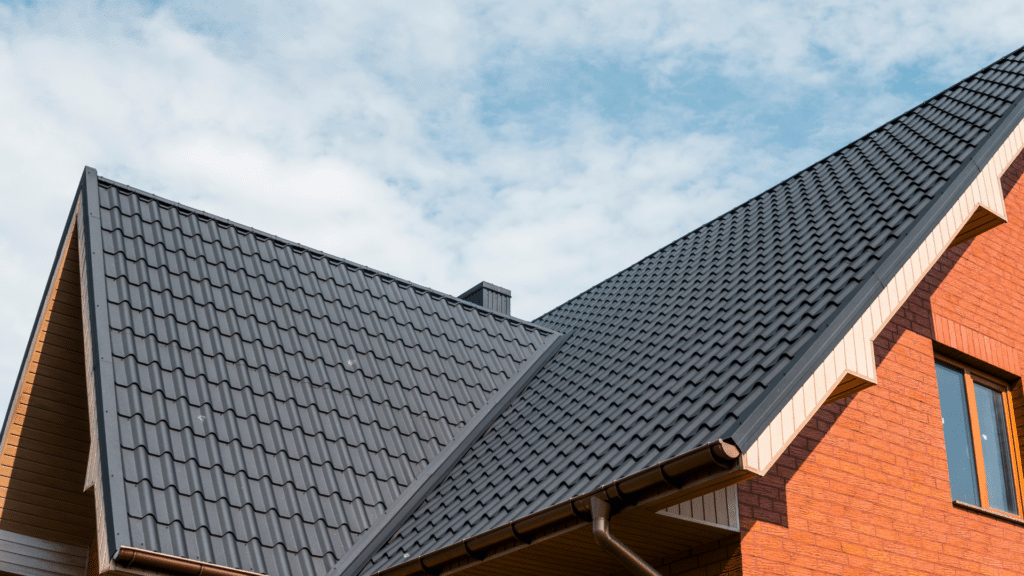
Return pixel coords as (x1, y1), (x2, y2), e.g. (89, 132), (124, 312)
(737, 151), (1024, 575)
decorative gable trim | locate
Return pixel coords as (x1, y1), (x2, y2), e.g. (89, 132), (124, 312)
(742, 116), (1024, 475)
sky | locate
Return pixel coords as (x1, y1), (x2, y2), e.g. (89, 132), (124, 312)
(1, 0), (1023, 407)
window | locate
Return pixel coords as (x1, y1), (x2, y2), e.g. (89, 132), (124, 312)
(935, 358), (1024, 516)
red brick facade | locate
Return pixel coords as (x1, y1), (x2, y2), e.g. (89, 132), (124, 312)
(736, 152), (1024, 574)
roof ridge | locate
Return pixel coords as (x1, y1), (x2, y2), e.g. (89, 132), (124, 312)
(534, 44), (1024, 326)
(95, 175), (553, 334)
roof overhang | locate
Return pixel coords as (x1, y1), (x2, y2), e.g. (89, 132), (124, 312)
(742, 112), (1024, 475)
(358, 440), (754, 576)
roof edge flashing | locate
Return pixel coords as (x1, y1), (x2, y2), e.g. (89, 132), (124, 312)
(80, 166), (133, 560)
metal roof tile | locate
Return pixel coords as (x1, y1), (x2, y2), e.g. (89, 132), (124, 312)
(363, 47), (1024, 573)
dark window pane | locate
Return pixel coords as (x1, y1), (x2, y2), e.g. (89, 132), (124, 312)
(935, 363), (980, 505)
(974, 383), (1019, 514)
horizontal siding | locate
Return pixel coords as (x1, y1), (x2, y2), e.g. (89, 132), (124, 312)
(0, 224), (95, 550)
(0, 529), (88, 576)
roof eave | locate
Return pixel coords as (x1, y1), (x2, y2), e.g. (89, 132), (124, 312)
(363, 439), (751, 576)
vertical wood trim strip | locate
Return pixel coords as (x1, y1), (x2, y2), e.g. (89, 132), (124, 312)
(727, 485), (739, 530)
(1001, 387), (1024, 517)
(714, 488), (728, 526)
(964, 373), (989, 509)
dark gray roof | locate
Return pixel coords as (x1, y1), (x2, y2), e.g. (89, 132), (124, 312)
(79, 176), (558, 576)
(360, 47), (1024, 572)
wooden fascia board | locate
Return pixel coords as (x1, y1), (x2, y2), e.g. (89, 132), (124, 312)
(741, 116), (1024, 476)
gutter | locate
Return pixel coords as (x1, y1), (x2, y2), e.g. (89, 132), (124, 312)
(369, 439), (744, 576)
(114, 547), (267, 576)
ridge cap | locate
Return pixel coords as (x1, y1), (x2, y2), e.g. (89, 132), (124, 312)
(94, 174), (553, 334)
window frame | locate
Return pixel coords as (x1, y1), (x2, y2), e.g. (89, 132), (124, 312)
(936, 355), (1024, 517)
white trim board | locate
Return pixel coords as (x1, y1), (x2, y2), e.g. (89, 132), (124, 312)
(742, 116), (1024, 475)
(657, 485), (740, 532)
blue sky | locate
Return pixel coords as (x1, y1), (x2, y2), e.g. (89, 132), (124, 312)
(1, 0), (1023, 404)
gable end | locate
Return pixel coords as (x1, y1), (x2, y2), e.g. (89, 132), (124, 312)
(0, 200), (95, 576)
(743, 114), (1024, 474)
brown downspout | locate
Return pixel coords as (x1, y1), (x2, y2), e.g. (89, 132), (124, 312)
(590, 496), (663, 576)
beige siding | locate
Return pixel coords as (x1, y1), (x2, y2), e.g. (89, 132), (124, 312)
(657, 485), (739, 531)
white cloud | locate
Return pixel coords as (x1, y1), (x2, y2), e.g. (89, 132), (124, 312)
(0, 0), (1021, 408)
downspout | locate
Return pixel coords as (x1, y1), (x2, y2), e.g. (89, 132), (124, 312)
(590, 496), (662, 576)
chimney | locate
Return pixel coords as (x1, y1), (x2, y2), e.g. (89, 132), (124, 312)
(458, 282), (511, 315)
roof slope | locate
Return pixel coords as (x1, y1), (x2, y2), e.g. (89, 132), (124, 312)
(361, 47), (1024, 572)
(81, 178), (558, 576)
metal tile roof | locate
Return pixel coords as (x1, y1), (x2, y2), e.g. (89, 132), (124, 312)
(360, 47), (1024, 573)
(82, 180), (557, 576)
